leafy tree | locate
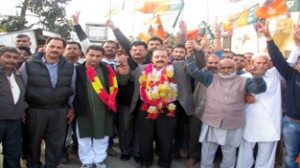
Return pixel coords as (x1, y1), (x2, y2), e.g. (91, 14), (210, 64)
(0, 0), (73, 39)
(0, 16), (27, 32)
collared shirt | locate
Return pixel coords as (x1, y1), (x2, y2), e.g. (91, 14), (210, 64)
(41, 56), (59, 88)
(7, 73), (20, 104)
(102, 56), (118, 70)
(102, 56), (117, 65)
(0, 67), (20, 104)
(19, 55), (76, 108)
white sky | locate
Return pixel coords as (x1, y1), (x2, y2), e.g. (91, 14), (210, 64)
(1, 0), (262, 38)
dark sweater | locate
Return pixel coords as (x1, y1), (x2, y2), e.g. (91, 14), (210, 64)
(267, 40), (300, 120)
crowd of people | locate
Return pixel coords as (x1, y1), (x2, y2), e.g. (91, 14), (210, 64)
(0, 11), (300, 168)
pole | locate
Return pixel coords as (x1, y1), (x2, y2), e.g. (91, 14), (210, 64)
(171, 9), (182, 35)
(109, 0), (112, 20)
(132, 0), (136, 40)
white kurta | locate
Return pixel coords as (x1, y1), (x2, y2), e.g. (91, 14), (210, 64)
(242, 68), (282, 142)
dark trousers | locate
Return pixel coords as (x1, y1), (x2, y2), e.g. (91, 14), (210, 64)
(22, 109), (29, 159)
(0, 119), (22, 168)
(183, 115), (202, 160)
(26, 107), (68, 168)
(138, 105), (177, 168)
(117, 104), (140, 156)
(174, 104), (188, 155)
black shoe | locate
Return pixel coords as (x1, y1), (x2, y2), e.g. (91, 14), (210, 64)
(134, 156), (141, 163)
(61, 152), (69, 164)
(173, 151), (181, 160)
(120, 154), (131, 161)
(107, 147), (118, 156)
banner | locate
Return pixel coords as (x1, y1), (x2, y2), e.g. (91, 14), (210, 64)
(223, 4), (259, 31)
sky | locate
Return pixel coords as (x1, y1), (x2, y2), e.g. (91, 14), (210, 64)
(0, 0), (262, 38)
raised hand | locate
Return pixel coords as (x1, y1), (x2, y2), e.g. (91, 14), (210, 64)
(106, 19), (117, 30)
(293, 24), (300, 45)
(116, 55), (130, 75)
(257, 19), (272, 40)
(179, 21), (187, 34)
(214, 24), (222, 39)
(71, 10), (81, 25)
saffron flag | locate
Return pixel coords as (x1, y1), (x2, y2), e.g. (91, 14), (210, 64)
(135, 0), (183, 14)
(153, 14), (166, 39)
(154, 0), (184, 13)
(138, 32), (150, 42)
(256, 0), (288, 19)
(296, 154), (300, 163)
(186, 29), (199, 41)
(135, 0), (162, 14)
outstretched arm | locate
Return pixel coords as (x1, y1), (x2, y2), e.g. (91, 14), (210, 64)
(185, 55), (213, 87)
(106, 19), (131, 55)
(258, 19), (296, 80)
(72, 11), (91, 52)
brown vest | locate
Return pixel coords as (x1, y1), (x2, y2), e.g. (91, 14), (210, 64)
(202, 75), (247, 129)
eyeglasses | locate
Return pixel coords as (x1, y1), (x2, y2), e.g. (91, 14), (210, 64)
(219, 66), (234, 70)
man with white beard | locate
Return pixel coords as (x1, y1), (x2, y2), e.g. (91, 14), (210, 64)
(236, 53), (282, 168)
(185, 57), (267, 168)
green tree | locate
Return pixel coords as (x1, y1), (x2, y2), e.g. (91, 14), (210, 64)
(0, 0), (73, 39)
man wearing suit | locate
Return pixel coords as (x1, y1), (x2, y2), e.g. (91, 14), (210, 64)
(0, 47), (28, 167)
(129, 48), (195, 168)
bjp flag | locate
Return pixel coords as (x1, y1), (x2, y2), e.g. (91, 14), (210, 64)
(256, 0), (288, 19)
(153, 14), (166, 39)
(186, 29), (199, 41)
(296, 155), (300, 163)
(138, 32), (150, 42)
(135, 1), (160, 13)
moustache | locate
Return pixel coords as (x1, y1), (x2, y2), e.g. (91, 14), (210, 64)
(50, 51), (59, 55)
(156, 61), (165, 64)
(5, 62), (14, 65)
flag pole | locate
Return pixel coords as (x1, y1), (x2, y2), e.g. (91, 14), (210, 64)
(297, 12), (300, 25)
(206, 0), (209, 25)
(132, 0), (136, 40)
(171, 1), (185, 35)
(109, 0), (112, 20)
(171, 10), (182, 35)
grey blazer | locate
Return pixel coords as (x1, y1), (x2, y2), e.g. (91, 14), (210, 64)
(129, 61), (194, 116)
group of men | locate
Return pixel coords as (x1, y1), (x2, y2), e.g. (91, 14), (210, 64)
(0, 14), (299, 168)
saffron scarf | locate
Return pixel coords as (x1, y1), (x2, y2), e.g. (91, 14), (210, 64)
(86, 65), (118, 112)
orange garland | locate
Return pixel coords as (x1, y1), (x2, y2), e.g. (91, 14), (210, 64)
(139, 63), (177, 119)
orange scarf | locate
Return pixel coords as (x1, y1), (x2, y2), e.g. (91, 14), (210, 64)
(86, 65), (118, 112)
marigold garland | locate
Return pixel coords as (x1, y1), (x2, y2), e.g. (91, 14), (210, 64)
(139, 63), (178, 119)
(86, 65), (118, 112)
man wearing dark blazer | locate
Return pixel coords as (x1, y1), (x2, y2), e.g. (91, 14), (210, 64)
(129, 48), (197, 168)
(0, 47), (28, 168)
